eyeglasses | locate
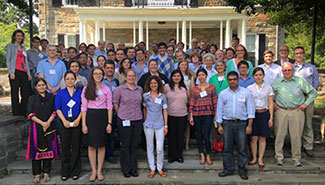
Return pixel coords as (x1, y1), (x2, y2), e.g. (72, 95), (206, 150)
(280, 49), (289, 52)
(227, 78), (238, 81)
(294, 52), (305, 55)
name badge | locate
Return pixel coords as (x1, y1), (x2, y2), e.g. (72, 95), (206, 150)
(23, 51), (27, 56)
(69, 122), (74, 127)
(184, 76), (189, 81)
(97, 90), (103, 95)
(122, 120), (131, 127)
(154, 98), (162, 104)
(68, 109), (73, 117)
(161, 80), (165, 85)
(49, 69), (56, 75)
(67, 99), (76, 108)
(38, 53), (44, 59)
(292, 87), (301, 95)
(200, 91), (207, 98)
(218, 76), (225, 81)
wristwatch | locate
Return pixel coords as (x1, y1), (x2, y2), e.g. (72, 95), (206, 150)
(164, 125), (168, 128)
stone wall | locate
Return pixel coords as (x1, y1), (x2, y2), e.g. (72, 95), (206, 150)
(0, 117), (29, 178)
(0, 68), (10, 96)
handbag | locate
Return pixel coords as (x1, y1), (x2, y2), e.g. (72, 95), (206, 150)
(212, 137), (224, 152)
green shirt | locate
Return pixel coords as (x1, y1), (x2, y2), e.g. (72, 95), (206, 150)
(271, 76), (318, 108)
(209, 74), (229, 96)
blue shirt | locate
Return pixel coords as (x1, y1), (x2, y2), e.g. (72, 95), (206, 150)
(55, 88), (82, 118)
(94, 49), (107, 59)
(155, 54), (174, 78)
(239, 76), (255, 88)
(36, 58), (67, 87)
(131, 61), (149, 80)
(216, 86), (255, 123)
(79, 66), (91, 80)
(294, 62), (320, 90)
(102, 76), (119, 93)
(143, 92), (168, 128)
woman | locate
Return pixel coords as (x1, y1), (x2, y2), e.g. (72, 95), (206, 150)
(81, 67), (113, 182)
(60, 60), (87, 89)
(87, 56), (94, 68)
(97, 55), (106, 69)
(225, 44), (253, 76)
(247, 67), (274, 168)
(201, 53), (217, 83)
(166, 70), (188, 163)
(209, 60), (229, 96)
(209, 44), (218, 56)
(116, 49), (126, 67)
(225, 47), (236, 62)
(200, 50), (208, 62)
(26, 78), (60, 183)
(189, 68), (217, 165)
(143, 75), (168, 178)
(6, 29), (32, 116)
(113, 69), (143, 178)
(138, 59), (169, 89)
(189, 52), (202, 73)
(55, 71), (82, 181)
(114, 58), (131, 84)
(79, 43), (87, 53)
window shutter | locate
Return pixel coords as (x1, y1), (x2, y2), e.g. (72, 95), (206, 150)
(258, 34), (265, 65)
(52, 0), (62, 7)
(58, 34), (65, 45)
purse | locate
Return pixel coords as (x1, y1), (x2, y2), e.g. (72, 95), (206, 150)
(212, 137), (224, 152)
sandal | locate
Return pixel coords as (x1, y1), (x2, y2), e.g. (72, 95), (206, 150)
(72, 175), (79, 180)
(89, 173), (96, 182)
(33, 175), (40, 184)
(199, 155), (205, 165)
(61, 176), (68, 181)
(147, 170), (156, 178)
(157, 170), (167, 178)
(97, 173), (105, 181)
(206, 155), (213, 165)
(43, 173), (50, 182)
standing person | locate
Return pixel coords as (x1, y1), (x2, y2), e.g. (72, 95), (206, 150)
(78, 52), (92, 80)
(79, 43), (87, 53)
(81, 67), (113, 182)
(166, 70), (188, 163)
(189, 68), (217, 165)
(55, 71), (82, 181)
(150, 43), (159, 60)
(216, 71), (255, 180)
(113, 69), (143, 178)
(209, 44), (218, 56)
(231, 37), (240, 49)
(167, 45), (177, 63)
(258, 51), (282, 85)
(60, 60), (88, 90)
(201, 53), (217, 83)
(96, 55), (106, 69)
(132, 48), (148, 80)
(87, 44), (97, 66)
(189, 52), (202, 73)
(154, 42), (174, 78)
(247, 67), (274, 168)
(293, 46), (320, 157)
(143, 76), (168, 178)
(138, 59), (169, 89)
(126, 47), (136, 63)
(274, 45), (295, 66)
(272, 62), (317, 166)
(114, 58), (131, 84)
(63, 47), (78, 69)
(186, 38), (201, 55)
(209, 60), (229, 95)
(40, 39), (49, 54)
(26, 78), (60, 184)
(95, 40), (107, 59)
(225, 48), (236, 62)
(238, 61), (255, 88)
(216, 50), (225, 60)
(116, 49), (126, 68)
(6, 29), (32, 116)
(225, 45), (253, 76)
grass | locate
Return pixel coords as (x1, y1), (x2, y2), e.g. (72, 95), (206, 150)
(315, 101), (325, 108)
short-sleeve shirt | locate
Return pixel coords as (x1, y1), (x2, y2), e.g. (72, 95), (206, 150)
(55, 88), (82, 118)
(143, 92), (167, 128)
(81, 84), (113, 111)
(247, 83), (274, 110)
(189, 84), (217, 116)
(165, 84), (188, 117)
(36, 58), (67, 88)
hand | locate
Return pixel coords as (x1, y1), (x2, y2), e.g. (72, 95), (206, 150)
(297, 104), (307, 111)
(63, 120), (70, 128)
(246, 126), (252, 135)
(10, 74), (15, 80)
(106, 124), (112, 134)
(268, 119), (273, 128)
(164, 127), (168, 136)
(189, 117), (194, 126)
(82, 125), (88, 134)
(274, 103), (280, 110)
(28, 75), (32, 81)
(218, 125), (224, 135)
(43, 121), (50, 132)
(73, 119), (80, 127)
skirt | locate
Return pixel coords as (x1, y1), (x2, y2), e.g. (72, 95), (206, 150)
(85, 109), (109, 147)
(251, 111), (270, 138)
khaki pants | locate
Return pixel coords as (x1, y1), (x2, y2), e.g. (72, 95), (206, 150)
(302, 102), (314, 150)
(274, 108), (305, 161)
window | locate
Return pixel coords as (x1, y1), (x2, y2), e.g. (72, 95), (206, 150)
(63, 0), (78, 6)
(246, 33), (258, 67)
(62, 34), (80, 48)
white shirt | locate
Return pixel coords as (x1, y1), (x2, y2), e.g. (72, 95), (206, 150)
(258, 63), (282, 86)
(247, 83), (274, 110)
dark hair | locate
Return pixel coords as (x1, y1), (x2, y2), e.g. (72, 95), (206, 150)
(263, 50), (274, 56)
(253, 67), (265, 76)
(135, 48), (145, 54)
(236, 44), (249, 61)
(56, 50), (62, 55)
(87, 56), (94, 68)
(78, 43), (87, 50)
(169, 69), (187, 91)
(226, 47), (236, 55)
(167, 45), (175, 52)
(200, 49), (209, 55)
(237, 60), (249, 68)
(138, 41), (145, 45)
(33, 78), (48, 92)
(232, 37), (240, 42)
(196, 68), (208, 77)
(176, 50), (185, 56)
(97, 55), (106, 62)
(119, 58), (131, 75)
(68, 47), (78, 53)
(148, 59), (158, 66)
(58, 42), (65, 47)
(104, 60), (115, 68)
(116, 48), (126, 55)
(227, 71), (239, 79)
(144, 75), (165, 93)
(209, 44), (218, 53)
(40, 39), (49, 44)
(177, 42), (184, 47)
(11, 30), (25, 44)
(68, 59), (81, 70)
(158, 42), (167, 49)
(87, 44), (96, 50)
(169, 38), (176, 43)
(85, 67), (104, 100)
(77, 52), (88, 59)
(32, 36), (41, 42)
(107, 49), (116, 55)
(64, 70), (77, 80)
(127, 47), (135, 52)
(294, 46), (305, 53)
(107, 42), (115, 50)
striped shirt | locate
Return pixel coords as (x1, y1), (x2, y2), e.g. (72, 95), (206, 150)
(189, 84), (217, 116)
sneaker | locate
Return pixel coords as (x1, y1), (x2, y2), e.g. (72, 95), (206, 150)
(293, 160), (302, 167)
(276, 159), (284, 166)
(238, 171), (248, 180)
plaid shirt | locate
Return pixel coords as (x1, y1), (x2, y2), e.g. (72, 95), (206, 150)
(155, 54), (174, 78)
(189, 84), (217, 116)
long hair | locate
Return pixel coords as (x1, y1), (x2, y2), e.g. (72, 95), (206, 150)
(236, 44), (249, 61)
(177, 60), (195, 80)
(169, 69), (187, 91)
(11, 29), (25, 44)
(85, 67), (104, 100)
(119, 58), (131, 75)
(144, 75), (165, 94)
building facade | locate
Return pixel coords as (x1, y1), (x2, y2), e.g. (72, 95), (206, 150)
(38, 0), (283, 65)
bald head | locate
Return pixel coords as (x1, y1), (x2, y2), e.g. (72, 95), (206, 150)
(282, 62), (294, 80)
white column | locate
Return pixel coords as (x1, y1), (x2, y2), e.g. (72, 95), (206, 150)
(182, 20), (187, 50)
(219, 21), (223, 49)
(139, 20), (144, 43)
(79, 20), (83, 43)
(102, 22), (106, 41)
(176, 21), (179, 43)
(237, 20), (242, 44)
(225, 19), (231, 48)
(95, 20), (100, 44)
(82, 23), (86, 44)
(241, 18), (247, 47)
(133, 21), (136, 46)
(189, 21), (192, 49)
(146, 21), (149, 50)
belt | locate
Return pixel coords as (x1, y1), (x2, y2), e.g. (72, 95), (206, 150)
(256, 109), (268, 113)
(224, 119), (246, 123)
(280, 106), (297, 111)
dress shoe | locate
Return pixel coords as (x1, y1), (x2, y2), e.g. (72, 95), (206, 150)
(304, 149), (314, 157)
(130, 170), (139, 177)
(239, 171), (248, 180)
(106, 157), (117, 164)
(218, 171), (233, 177)
(168, 159), (175, 163)
(248, 161), (256, 166)
(258, 163), (265, 168)
(177, 157), (184, 163)
(123, 172), (131, 178)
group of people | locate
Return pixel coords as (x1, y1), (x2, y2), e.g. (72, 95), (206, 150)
(6, 29), (319, 183)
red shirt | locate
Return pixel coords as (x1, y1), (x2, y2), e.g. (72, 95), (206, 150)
(15, 50), (27, 72)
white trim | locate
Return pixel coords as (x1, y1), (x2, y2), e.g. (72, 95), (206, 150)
(133, 21), (136, 46)
(103, 22), (106, 41)
(241, 18), (246, 47)
(139, 20), (144, 43)
(95, 20), (99, 44)
(225, 19), (230, 48)
(182, 20), (187, 50)
(82, 23), (86, 44)
(219, 21), (223, 49)
(146, 21), (149, 50)
(79, 20), (83, 43)
(189, 21), (192, 49)
(176, 21), (179, 43)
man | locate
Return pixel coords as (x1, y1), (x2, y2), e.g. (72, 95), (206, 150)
(186, 38), (201, 55)
(117, 42), (125, 50)
(37, 45), (67, 95)
(169, 38), (176, 48)
(138, 41), (146, 50)
(272, 62), (317, 166)
(200, 40), (208, 51)
(78, 52), (91, 79)
(27, 36), (46, 80)
(216, 50), (225, 60)
(217, 71), (255, 180)
(258, 51), (282, 85)
(102, 60), (119, 164)
(56, 50), (63, 60)
(58, 42), (65, 52)
(293, 46), (320, 157)
(150, 43), (159, 60)
(174, 50), (194, 70)
(107, 49), (117, 62)
(40, 39), (49, 54)
(176, 42), (185, 52)
(238, 61), (254, 88)
(87, 44), (97, 66)
(231, 37), (240, 49)
(167, 45), (177, 63)
(95, 40), (107, 59)
(132, 48), (148, 80)
(154, 42), (174, 78)
(275, 45), (295, 66)
(63, 47), (78, 69)
(126, 47), (136, 63)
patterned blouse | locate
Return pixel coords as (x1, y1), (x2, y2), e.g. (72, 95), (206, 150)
(189, 84), (217, 116)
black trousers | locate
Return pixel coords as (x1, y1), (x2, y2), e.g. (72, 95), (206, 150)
(58, 119), (82, 177)
(167, 115), (187, 161)
(9, 70), (30, 116)
(32, 159), (52, 175)
(116, 117), (143, 173)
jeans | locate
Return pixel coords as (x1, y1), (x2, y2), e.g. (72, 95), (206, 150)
(106, 112), (117, 159)
(193, 115), (213, 154)
(222, 120), (248, 173)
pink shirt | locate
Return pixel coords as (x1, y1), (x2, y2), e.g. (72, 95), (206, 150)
(165, 84), (188, 117)
(81, 84), (113, 112)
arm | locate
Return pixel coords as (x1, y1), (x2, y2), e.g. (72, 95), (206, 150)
(73, 113), (82, 127)
(106, 109), (112, 134)
(268, 96), (274, 128)
(188, 88), (195, 126)
(163, 108), (168, 136)
(81, 111), (88, 134)
(114, 103), (119, 113)
(299, 78), (318, 110)
(143, 107), (147, 120)
(6, 44), (15, 78)
(312, 65), (320, 90)
(216, 94), (224, 134)
(246, 118), (253, 134)
(56, 110), (70, 128)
